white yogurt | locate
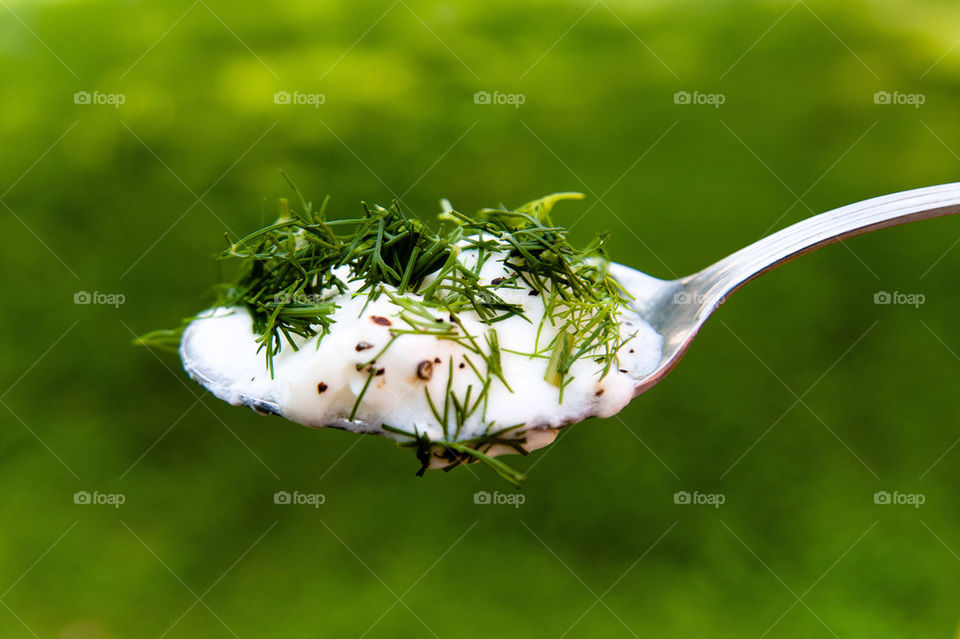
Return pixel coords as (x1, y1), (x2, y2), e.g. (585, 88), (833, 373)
(180, 249), (663, 458)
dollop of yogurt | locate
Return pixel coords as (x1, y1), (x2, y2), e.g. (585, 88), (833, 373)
(180, 248), (663, 461)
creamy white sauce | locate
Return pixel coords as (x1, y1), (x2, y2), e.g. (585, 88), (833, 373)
(180, 248), (663, 459)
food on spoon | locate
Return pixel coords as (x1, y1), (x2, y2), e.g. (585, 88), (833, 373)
(140, 184), (662, 484)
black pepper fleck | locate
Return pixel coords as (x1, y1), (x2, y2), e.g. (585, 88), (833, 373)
(595, 388), (605, 396)
(528, 289), (539, 296)
(355, 341), (374, 351)
(459, 362), (465, 369)
(434, 357), (441, 364)
(491, 277), (503, 285)
(371, 315), (391, 326)
(619, 369), (628, 374)
(317, 382), (328, 394)
(417, 360), (433, 380)
(376, 368), (385, 376)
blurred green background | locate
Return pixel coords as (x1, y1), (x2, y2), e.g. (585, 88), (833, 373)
(2, 0), (960, 636)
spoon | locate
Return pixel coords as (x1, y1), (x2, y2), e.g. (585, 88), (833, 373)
(180, 182), (960, 446)
(610, 181), (960, 397)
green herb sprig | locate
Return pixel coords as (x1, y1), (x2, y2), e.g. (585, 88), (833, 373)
(139, 181), (632, 485)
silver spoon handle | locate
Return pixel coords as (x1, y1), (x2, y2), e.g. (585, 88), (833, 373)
(692, 182), (960, 304)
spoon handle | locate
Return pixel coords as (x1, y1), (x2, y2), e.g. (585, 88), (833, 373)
(691, 182), (960, 303)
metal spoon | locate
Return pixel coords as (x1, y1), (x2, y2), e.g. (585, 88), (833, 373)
(181, 182), (960, 437)
(610, 181), (960, 397)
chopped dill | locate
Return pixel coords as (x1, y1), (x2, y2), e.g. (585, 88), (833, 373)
(139, 178), (632, 486)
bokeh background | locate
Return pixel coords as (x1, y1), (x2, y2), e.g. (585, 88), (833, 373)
(2, 0), (960, 636)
